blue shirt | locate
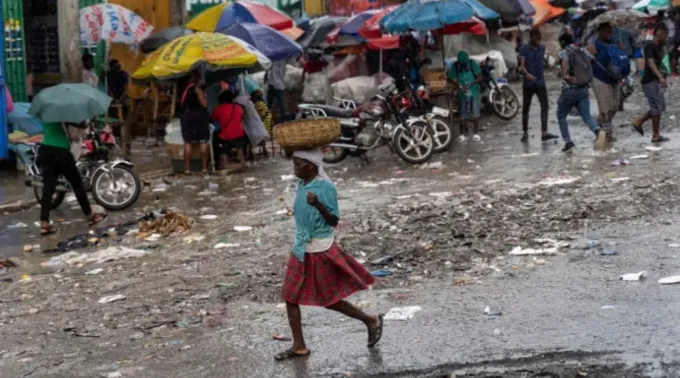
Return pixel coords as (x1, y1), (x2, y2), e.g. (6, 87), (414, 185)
(593, 40), (617, 85)
(519, 44), (545, 88)
(292, 178), (339, 262)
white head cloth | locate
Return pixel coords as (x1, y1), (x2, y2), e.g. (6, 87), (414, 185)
(293, 149), (331, 182)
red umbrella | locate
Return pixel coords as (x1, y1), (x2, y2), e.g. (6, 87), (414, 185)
(359, 5), (399, 39)
(366, 35), (400, 50)
(438, 17), (488, 36)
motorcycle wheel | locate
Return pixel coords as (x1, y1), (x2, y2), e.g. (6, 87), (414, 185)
(321, 146), (349, 164)
(428, 116), (454, 152)
(393, 122), (435, 165)
(33, 187), (66, 210)
(91, 165), (141, 211)
(491, 86), (520, 121)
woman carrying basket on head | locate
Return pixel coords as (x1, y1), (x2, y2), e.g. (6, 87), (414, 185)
(275, 149), (383, 361)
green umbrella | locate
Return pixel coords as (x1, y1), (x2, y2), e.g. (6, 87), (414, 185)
(29, 84), (112, 123)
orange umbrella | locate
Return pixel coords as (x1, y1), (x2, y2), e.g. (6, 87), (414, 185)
(529, 0), (565, 27)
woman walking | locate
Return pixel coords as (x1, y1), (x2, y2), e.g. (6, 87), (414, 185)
(38, 122), (107, 235)
(180, 71), (210, 175)
(276, 150), (383, 361)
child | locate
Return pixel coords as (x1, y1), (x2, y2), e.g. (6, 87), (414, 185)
(251, 89), (272, 157)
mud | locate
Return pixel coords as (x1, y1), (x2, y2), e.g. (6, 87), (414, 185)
(2, 78), (680, 377)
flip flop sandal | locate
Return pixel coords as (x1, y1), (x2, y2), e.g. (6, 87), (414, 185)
(273, 348), (311, 361)
(88, 213), (108, 226)
(632, 123), (644, 136)
(40, 225), (58, 236)
(652, 136), (670, 143)
(367, 314), (384, 348)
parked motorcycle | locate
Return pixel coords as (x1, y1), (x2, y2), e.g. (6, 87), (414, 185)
(20, 125), (141, 211)
(298, 84), (436, 165)
(333, 85), (454, 153)
(479, 58), (520, 121)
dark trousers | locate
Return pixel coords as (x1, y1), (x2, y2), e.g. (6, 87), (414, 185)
(522, 85), (549, 133)
(267, 85), (286, 122)
(37, 145), (91, 222)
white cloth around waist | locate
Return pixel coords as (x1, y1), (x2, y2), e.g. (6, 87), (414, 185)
(306, 236), (334, 253)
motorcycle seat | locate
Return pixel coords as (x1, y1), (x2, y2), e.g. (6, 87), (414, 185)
(312, 105), (354, 118)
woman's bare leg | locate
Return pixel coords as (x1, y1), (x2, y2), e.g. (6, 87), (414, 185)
(183, 143), (192, 174)
(286, 302), (308, 351)
(199, 143), (209, 174)
(327, 300), (379, 329)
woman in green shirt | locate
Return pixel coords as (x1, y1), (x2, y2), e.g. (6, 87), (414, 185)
(38, 122), (107, 235)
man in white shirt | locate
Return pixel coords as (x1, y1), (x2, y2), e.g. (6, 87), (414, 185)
(81, 53), (99, 88)
(266, 60), (287, 122)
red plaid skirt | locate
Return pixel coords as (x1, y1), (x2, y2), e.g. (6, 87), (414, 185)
(281, 243), (375, 307)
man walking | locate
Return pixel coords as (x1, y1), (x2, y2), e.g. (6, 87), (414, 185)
(632, 24), (670, 143)
(266, 60), (287, 123)
(588, 22), (623, 142)
(519, 30), (558, 143)
(556, 32), (607, 152)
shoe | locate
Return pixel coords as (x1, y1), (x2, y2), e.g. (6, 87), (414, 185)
(472, 134), (482, 142)
(562, 141), (576, 153)
(521, 133), (529, 142)
(594, 130), (607, 149)
(457, 135), (468, 143)
(541, 133), (559, 142)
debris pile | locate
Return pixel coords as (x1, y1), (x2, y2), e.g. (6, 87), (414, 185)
(139, 211), (193, 237)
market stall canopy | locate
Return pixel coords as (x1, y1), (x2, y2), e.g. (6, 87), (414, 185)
(298, 16), (348, 48)
(381, 0), (499, 33)
(80, 4), (154, 45)
(529, 0), (566, 27)
(29, 84), (112, 124)
(132, 33), (271, 82)
(140, 27), (192, 54)
(187, 1), (303, 40)
(633, 0), (670, 14)
(477, 0), (535, 22)
(221, 23), (302, 61)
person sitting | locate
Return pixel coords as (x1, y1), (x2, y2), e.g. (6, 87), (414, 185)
(211, 90), (247, 170)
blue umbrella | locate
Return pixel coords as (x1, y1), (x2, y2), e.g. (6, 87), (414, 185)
(382, 0), (499, 33)
(220, 23), (302, 61)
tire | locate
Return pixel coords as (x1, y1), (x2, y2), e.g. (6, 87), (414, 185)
(428, 116), (454, 152)
(321, 146), (349, 164)
(33, 186), (66, 210)
(393, 123), (435, 165)
(91, 165), (141, 211)
(491, 86), (520, 121)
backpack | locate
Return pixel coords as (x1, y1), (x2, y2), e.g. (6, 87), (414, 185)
(597, 42), (631, 81)
(567, 46), (593, 86)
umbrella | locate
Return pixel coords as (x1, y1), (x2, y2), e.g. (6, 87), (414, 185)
(187, 1), (303, 40)
(381, 0), (499, 34)
(298, 16), (348, 48)
(359, 6), (400, 39)
(633, 0), (670, 13)
(529, 0), (566, 27)
(132, 32), (271, 82)
(477, 0), (535, 22)
(29, 84), (112, 123)
(140, 26), (192, 54)
(582, 9), (649, 41)
(325, 9), (382, 44)
(79, 4), (154, 45)
(221, 23), (302, 61)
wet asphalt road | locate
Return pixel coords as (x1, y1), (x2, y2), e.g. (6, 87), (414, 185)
(3, 79), (680, 377)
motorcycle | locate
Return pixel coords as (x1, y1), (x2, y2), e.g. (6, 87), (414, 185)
(333, 84), (454, 153)
(448, 58), (520, 121)
(298, 84), (436, 165)
(20, 125), (141, 211)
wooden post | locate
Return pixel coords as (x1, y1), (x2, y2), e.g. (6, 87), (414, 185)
(57, 0), (82, 82)
(169, 82), (177, 119)
(152, 83), (159, 141)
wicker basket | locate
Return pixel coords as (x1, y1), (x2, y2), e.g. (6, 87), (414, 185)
(273, 118), (340, 150)
(423, 69), (457, 95)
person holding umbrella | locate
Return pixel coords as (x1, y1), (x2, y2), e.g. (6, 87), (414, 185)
(28, 84), (110, 236)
